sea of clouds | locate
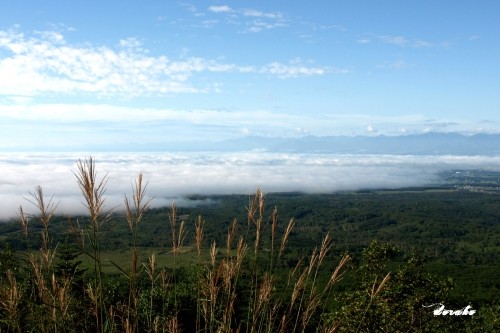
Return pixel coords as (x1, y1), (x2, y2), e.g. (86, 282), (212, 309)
(1, 152), (500, 221)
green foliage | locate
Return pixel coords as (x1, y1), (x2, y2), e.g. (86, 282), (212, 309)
(324, 241), (493, 332)
(0, 245), (18, 280)
(0, 165), (499, 332)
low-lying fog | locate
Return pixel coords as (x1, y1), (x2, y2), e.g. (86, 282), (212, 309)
(1, 152), (500, 221)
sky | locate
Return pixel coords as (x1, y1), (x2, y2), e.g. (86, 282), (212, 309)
(1, 1), (500, 151)
(1, 1), (500, 219)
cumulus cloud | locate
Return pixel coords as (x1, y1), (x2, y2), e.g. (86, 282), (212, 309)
(0, 30), (218, 96)
(0, 29), (329, 99)
(1, 152), (500, 220)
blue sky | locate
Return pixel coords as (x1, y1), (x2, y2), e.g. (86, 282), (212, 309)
(1, 0), (499, 151)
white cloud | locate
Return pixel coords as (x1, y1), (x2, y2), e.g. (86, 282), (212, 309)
(413, 40), (433, 48)
(1, 104), (493, 150)
(261, 61), (327, 78)
(377, 60), (411, 70)
(2, 152), (500, 220)
(241, 9), (283, 19)
(366, 124), (377, 133)
(357, 39), (371, 44)
(208, 5), (233, 13)
(206, 5), (286, 33)
(0, 29), (332, 99)
(119, 37), (143, 49)
(0, 30), (218, 96)
(379, 35), (433, 48)
(380, 35), (408, 46)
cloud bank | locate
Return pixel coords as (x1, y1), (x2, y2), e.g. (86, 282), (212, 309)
(2, 152), (500, 221)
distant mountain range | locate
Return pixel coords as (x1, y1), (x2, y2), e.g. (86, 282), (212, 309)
(9, 133), (500, 155)
(165, 133), (500, 155)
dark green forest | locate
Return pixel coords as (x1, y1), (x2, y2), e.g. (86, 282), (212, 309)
(0, 162), (499, 332)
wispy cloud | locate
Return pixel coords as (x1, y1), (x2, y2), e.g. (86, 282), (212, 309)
(356, 38), (371, 44)
(260, 61), (329, 78)
(208, 5), (283, 19)
(245, 20), (287, 33)
(379, 34), (433, 48)
(2, 104), (491, 151)
(2, 152), (500, 220)
(208, 5), (233, 14)
(207, 4), (286, 33)
(376, 59), (411, 70)
(380, 35), (409, 46)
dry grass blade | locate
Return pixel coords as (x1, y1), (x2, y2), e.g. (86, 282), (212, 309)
(25, 185), (59, 228)
(195, 215), (205, 256)
(29, 253), (47, 300)
(251, 273), (274, 332)
(318, 233), (332, 266)
(246, 188), (260, 225)
(287, 257), (304, 288)
(307, 248), (318, 276)
(291, 267), (308, 307)
(0, 270), (22, 325)
(271, 207), (278, 237)
(258, 188), (265, 218)
(227, 218), (238, 254)
(169, 202), (178, 252)
(257, 273), (273, 309)
(51, 273), (72, 318)
(236, 237), (248, 270)
(325, 254), (351, 290)
(18, 206), (29, 238)
(74, 156), (111, 333)
(74, 157), (110, 224)
(279, 218), (295, 258)
(176, 220), (187, 253)
(143, 253), (160, 283)
(25, 186), (59, 264)
(371, 273), (391, 300)
(210, 241), (218, 267)
(161, 269), (168, 291)
(302, 290), (321, 331)
(124, 172), (153, 231)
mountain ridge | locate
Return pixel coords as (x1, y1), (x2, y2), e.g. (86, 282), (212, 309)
(212, 133), (500, 155)
(3, 133), (499, 155)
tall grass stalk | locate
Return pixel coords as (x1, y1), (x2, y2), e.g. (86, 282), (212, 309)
(168, 201), (186, 326)
(124, 172), (153, 331)
(194, 215), (205, 333)
(0, 270), (22, 333)
(74, 156), (112, 333)
(143, 252), (160, 332)
(25, 186), (58, 270)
